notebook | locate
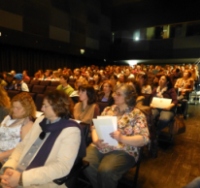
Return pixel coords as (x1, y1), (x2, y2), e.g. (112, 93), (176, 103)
(151, 97), (172, 109)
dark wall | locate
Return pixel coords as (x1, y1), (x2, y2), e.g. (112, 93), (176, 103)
(112, 0), (200, 31)
(0, 0), (112, 59)
(111, 36), (200, 60)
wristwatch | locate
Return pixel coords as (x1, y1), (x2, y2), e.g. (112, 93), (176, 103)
(18, 173), (23, 186)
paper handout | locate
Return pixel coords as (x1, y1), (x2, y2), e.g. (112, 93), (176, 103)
(92, 116), (118, 146)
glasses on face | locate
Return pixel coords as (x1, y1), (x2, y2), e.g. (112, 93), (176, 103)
(113, 92), (123, 97)
(42, 104), (52, 109)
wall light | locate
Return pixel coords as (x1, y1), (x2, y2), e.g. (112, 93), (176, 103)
(80, 49), (85, 54)
(135, 36), (139, 41)
(133, 30), (140, 41)
(125, 60), (138, 66)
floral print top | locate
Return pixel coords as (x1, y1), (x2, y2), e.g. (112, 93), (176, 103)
(98, 105), (149, 161)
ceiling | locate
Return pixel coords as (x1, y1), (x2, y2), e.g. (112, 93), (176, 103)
(111, 0), (200, 31)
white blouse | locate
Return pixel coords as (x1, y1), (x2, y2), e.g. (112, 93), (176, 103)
(0, 115), (28, 152)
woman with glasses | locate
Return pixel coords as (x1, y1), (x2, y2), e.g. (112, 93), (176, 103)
(84, 84), (149, 188)
(0, 90), (85, 188)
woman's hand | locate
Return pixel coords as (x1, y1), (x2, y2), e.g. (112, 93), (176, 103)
(150, 103), (156, 109)
(163, 106), (171, 110)
(93, 140), (108, 149)
(110, 130), (122, 142)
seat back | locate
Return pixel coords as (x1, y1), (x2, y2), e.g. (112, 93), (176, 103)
(50, 81), (60, 86)
(6, 90), (20, 99)
(97, 102), (109, 114)
(34, 94), (44, 111)
(45, 86), (57, 93)
(30, 79), (40, 85)
(31, 85), (46, 93)
(39, 80), (51, 86)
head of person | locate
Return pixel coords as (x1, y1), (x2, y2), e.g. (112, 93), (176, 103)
(75, 76), (88, 90)
(10, 92), (36, 119)
(78, 84), (96, 105)
(183, 70), (192, 79)
(138, 73), (148, 86)
(93, 73), (102, 84)
(118, 73), (125, 83)
(22, 70), (28, 76)
(59, 74), (69, 85)
(41, 90), (73, 122)
(124, 68), (131, 77)
(14, 73), (23, 84)
(113, 84), (137, 108)
(102, 80), (113, 94)
(109, 74), (118, 87)
(6, 73), (14, 83)
(158, 75), (173, 89)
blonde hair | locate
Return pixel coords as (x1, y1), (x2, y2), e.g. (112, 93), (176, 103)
(0, 85), (10, 109)
(11, 92), (36, 119)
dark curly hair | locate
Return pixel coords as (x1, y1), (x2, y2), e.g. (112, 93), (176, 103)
(44, 90), (74, 119)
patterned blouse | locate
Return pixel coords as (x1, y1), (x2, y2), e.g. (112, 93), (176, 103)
(98, 105), (149, 161)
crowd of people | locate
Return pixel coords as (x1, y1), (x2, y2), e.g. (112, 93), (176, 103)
(0, 63), (199, 188)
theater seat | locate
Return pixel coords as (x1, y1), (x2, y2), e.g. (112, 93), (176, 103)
(45, 86), (57, 93)
(34, 94), (44, 111)
(39, 80), (51, 86)
(31, 85), (46, 93)
(6, 90), (20, 99)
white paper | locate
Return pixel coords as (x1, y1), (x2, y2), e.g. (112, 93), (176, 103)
(151, 97), (172, 109)
(92, 116), (118, 146)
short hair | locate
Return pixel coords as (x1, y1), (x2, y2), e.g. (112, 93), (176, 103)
(102, 80), (113, 90)
(60, 74), (69, 82)
(11, 92), (36, 119)
(115, 84), (138, 107)
(44, 90), (73, 119)
(78, 84), (96, 105)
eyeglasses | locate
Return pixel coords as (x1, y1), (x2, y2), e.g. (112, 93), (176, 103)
(42, 104), (52, 108)
(113, 92), (123, 97)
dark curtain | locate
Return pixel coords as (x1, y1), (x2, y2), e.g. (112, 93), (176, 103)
(0, 44), (92, 76)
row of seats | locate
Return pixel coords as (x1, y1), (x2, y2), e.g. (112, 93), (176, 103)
(28, 84), (57, 94)
(26, 79), (60, 86)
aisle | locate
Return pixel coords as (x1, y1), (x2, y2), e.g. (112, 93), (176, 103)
(138, 104), (200, 188)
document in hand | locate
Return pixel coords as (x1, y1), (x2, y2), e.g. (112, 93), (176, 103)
(92, 116), (118, 146)
(151, 97), (172, 109)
